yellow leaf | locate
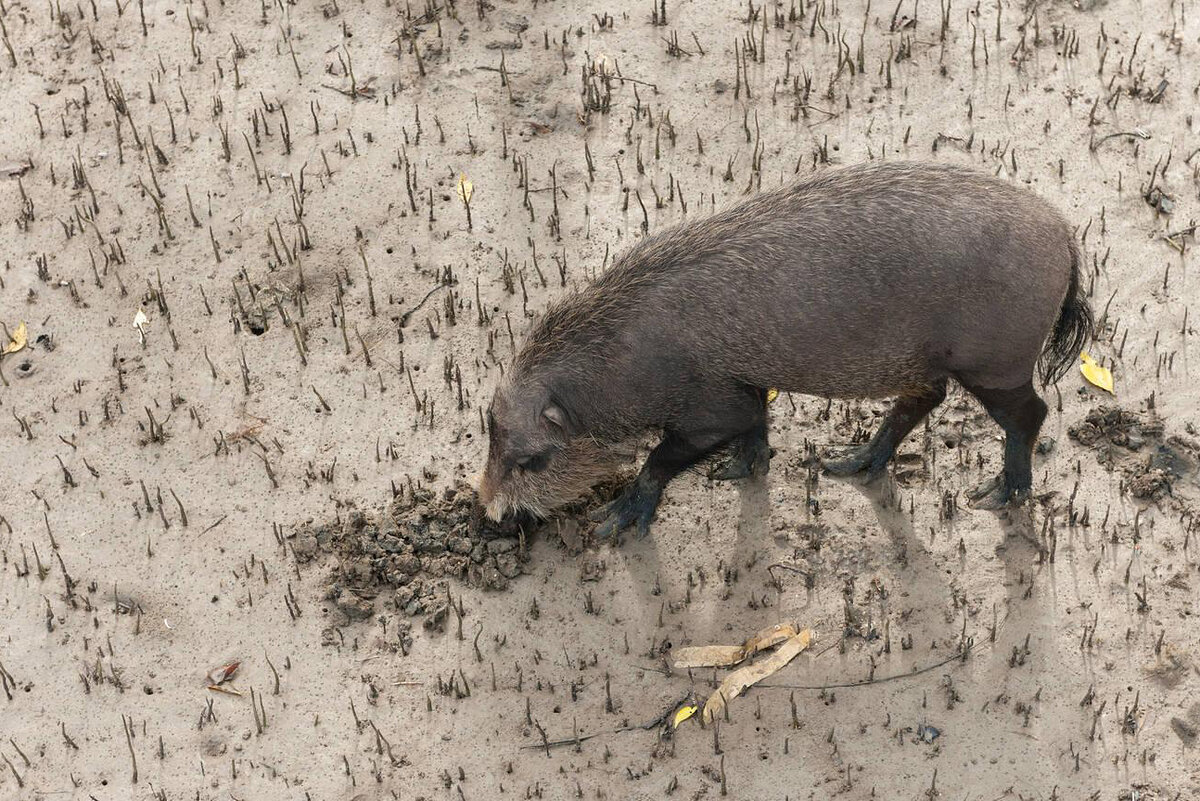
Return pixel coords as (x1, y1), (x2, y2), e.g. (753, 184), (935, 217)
(3, 321), (27, 355)
(672, 705), (698, 728)
(457, 174), (473, 204)
(1080, 352), (1114, 395)
(766, 388), (779, 404)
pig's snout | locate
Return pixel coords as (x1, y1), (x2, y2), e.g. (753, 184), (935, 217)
(475, 467), (506, 522)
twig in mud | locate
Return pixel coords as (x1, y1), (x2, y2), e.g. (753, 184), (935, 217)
(767, 562), (813, 589)
(605, 73), (658, 91)
(798, 104), (839, 120)
(200, 515), (228, 536)
(322, 78), (377, 99)
(757, 647), (983, 691)
(265, 654), (281, 695)
(476, 65), (526, 76)
(1090, 127), (1151, 152)
(1, 753), (22, 788)
(519, 692), (693, 750)
(122, 714), (138, 783)
(398, 284), (446, 328)
(1161, 224), (1196, 253)
(522, 731), (605, 750)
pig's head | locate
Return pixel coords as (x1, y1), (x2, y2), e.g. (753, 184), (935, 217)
(477, 380), (619, 522)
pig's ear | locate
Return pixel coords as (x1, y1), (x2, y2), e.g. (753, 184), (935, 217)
(542, 403), (569, 433)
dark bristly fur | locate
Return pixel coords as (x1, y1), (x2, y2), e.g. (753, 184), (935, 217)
(478, 161), (1094, 532)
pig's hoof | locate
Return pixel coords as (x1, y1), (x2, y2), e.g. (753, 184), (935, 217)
(709, 443), (770, 482)
(591, 486), (661, 541)
(966, 476), (1031, 510)
(821, 445), (887, 482)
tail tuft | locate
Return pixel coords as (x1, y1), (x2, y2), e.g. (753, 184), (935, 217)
(1038, 237), (1095, 386)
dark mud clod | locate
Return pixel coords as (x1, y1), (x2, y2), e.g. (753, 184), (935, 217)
(308, 482), (619, 622)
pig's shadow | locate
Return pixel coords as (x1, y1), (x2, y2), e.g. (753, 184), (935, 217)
(600, 468), (776, 640)
(846, 478), (954, 614)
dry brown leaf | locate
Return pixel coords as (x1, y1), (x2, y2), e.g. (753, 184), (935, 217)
(743, 622), (798, 655)
(672, 621), (798, 669)
(206, 684), (244, 696)
(702, 629), (813, 723)
(0, 159), (32, 177)
(207, 661), (240, 686)
(672, 645), (747, 669)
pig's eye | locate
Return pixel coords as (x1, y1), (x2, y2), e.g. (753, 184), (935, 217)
(515, 453), (550, 473)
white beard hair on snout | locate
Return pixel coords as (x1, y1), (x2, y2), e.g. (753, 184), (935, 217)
(485, 493), (552, 523)
(484, 495), (509, 522)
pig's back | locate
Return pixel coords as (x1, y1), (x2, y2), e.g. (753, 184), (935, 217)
(607, 161), (1074, 397)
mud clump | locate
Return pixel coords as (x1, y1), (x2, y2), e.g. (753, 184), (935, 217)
(312, 485), (527, 623)
(1126, 463), (1177, 500)
(1067, 406), (1162, 461)
(305, 481), (619, 624)
(1069, 406), (1198, 501)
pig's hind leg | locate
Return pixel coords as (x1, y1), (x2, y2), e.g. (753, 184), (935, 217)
(963, 380), (1048, 509)
(822, 379), (948, 481)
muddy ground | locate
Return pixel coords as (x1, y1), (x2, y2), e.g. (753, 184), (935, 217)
(2, 0), (1199, 798)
